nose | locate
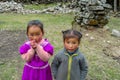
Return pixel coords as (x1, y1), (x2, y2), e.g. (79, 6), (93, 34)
(69, 44), (73, 48)
(33, 36), (37, 40)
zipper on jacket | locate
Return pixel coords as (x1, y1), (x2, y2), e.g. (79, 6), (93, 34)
(65, 53), (78, 80)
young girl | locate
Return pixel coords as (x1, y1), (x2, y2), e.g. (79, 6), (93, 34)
(19, 20), (54, 80)
(51, 29), (88, 80)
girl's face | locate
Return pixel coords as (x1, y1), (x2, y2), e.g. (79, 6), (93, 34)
(27, 26), (43, 43)
(64, 37), (79, 52)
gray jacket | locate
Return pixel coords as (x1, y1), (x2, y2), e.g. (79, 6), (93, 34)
(51, 48), (88, 80)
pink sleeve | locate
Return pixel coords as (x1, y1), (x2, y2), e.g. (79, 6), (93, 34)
(35, 40), (54, 62)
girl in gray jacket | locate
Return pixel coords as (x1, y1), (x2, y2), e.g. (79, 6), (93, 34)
(51, 29), (88, 80)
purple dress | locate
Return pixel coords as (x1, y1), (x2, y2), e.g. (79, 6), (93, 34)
(19, 39), (54, 80)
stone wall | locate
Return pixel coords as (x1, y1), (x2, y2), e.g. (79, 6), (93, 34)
(73, 0), (112, 29)
(0, 1), (23, 13)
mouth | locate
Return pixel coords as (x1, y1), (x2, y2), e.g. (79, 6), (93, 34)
(68, 49), (74, 52)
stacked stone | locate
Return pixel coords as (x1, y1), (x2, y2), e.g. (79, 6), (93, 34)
(74, 0), (112, 28)
(0, 1), (23, 13)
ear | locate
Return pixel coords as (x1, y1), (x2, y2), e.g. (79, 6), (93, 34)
(42, 33), (44, 36)
(42, 31), (44, 36)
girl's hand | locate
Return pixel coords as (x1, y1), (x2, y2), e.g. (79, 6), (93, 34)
(30, 40), (37, 49)
(39, 39), (44, 46)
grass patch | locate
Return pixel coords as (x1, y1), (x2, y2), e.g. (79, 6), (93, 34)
(0, 57), (24, 80)
(24, 3), (57, 10)
(107, 16), (120, 30)
(0, 13), (73, 30)
(0, 13), (120, 80)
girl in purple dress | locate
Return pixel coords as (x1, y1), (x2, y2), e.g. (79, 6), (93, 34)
(19, 20), (54, 80)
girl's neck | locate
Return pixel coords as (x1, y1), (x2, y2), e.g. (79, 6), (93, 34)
(66, 48), (78, 55)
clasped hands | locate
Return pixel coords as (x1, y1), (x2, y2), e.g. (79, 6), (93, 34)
(30, 40), (42, 49)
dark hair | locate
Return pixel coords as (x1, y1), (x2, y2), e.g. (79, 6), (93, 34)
(27, 20), (44, 35)
(62, 29), (82, 44)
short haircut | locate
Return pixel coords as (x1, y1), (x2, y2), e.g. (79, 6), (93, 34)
(62, 29), (82, 43)
(27, 20), (44, 35)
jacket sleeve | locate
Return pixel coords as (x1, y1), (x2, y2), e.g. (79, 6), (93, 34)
(79, 55), (88, 80)
(51, 54), (60, 79)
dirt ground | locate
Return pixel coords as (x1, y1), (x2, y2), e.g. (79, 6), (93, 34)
(0, 28), (120, 63)
(0, 30), (26, 62)
(80, 28), (120, 63)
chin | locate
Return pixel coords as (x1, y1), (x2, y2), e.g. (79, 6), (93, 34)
(68, 50), (74, 52)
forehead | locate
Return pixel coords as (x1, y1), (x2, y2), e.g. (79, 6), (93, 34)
(65, 37), (79, 42)
(28, 26), (41, 33)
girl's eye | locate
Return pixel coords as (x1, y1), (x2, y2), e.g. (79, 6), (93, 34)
(73, 42), (76, 44)
(30, 34), (34, 36)
(67, 42), (70, 44)
(36, 33), (40, 35)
